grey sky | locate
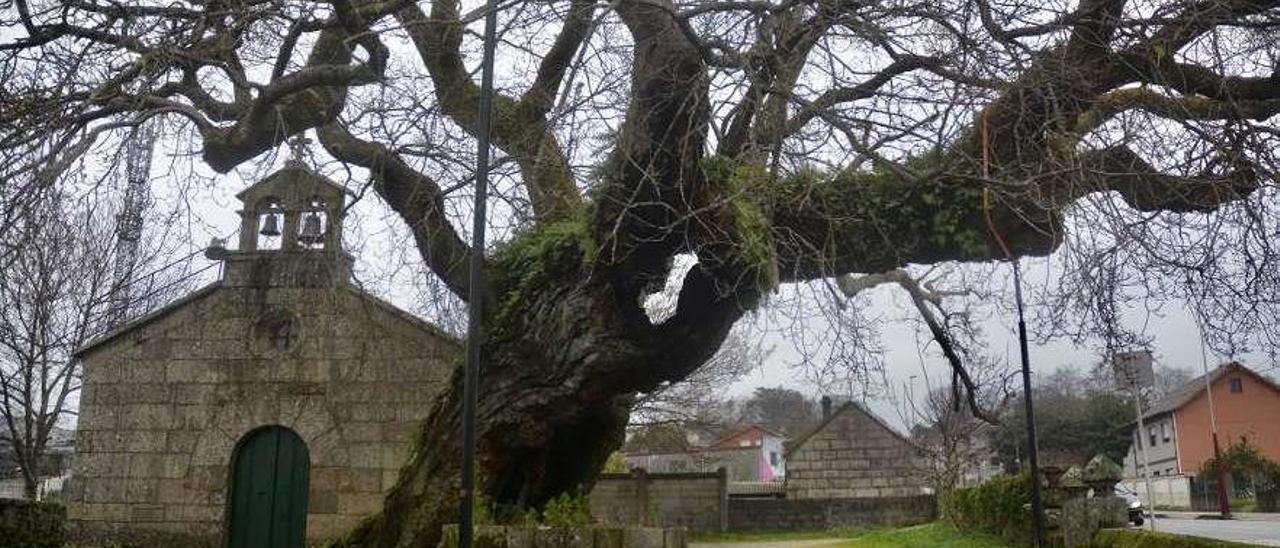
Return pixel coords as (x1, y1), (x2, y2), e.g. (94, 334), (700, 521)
(160, 146), (1276, 436)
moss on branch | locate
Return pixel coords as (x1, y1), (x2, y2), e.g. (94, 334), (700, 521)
(769, 153), (1005, 278)
(701, 156), (779, 296)
(488, 210), (597, 331)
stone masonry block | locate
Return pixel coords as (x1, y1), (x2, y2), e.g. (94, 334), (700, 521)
(337, 492), (383, 516)
(157, 479), (201, 505)
(120, 404), (175, 430)
(126, 477), (159, 502)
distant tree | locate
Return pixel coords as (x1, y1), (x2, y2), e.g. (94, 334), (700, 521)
(623, 423), (694, 454)
(910, 387), (993, 516)
(1154, 365), (1195, 397)
(989, 368), (1133, 471)
(738, 387), (821, 437)
(601, 452), (629, 474)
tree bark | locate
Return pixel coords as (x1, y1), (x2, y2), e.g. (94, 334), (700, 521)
(335, 218), (746, 547)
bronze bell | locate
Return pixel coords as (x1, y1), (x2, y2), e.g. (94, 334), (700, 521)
(259, 213), (281, 237)
(299, 212), (323, 245)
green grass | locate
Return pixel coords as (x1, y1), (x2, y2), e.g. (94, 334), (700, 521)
(1229, 498), (1258, 512)
(692, 527), (866, 543)
(692, 523), (1008, 546)
(845, 523), (1008, 547)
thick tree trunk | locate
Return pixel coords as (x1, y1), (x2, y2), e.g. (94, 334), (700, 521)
(23, 472), (38, 501)
(336, 220), (744, 548)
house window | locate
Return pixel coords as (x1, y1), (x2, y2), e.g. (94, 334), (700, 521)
(1229, 377), (1243, 393)
(1161, 422), (1170, 442)
(1148, 426), (1157, 447)
(770, 452), (779, 467)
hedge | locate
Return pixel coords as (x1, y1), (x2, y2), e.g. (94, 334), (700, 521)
(1092, 529), (1261, 548)
(0, 499), (65, 548)
(946, 472), (1033, 546)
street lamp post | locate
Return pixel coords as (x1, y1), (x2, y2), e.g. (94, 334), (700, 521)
(1011, 260), (1045, 547)
(460, 1), (502, 547)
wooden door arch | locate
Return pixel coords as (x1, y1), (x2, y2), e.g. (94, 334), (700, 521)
(226, 425), (310, 548)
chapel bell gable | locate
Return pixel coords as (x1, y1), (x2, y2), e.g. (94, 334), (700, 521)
(214, 164), (355, 288)
(236, 165), (346, 253)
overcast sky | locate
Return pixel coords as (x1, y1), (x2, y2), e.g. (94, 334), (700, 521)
(145, 142), (1276, 435)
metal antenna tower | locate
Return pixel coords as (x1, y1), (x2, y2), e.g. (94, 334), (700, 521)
(109, 122), (156, 328)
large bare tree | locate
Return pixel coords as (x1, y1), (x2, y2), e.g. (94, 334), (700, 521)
(3, 0), (1278, 545)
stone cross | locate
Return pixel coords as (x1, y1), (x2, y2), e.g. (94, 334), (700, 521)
(287, 134), (313, 168)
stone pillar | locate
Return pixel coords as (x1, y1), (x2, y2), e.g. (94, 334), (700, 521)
(716, 467), (728, 532)
(1061, 455), (1128, 548)
(634, 468), (649, 527)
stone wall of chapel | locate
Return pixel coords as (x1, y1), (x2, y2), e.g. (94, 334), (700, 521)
(67, 285), (456, 546)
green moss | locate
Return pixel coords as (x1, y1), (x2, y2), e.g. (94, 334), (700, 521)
(701, 156), (779, 293)
(488, 209), (596, 328)
(771, 151), (993, 265)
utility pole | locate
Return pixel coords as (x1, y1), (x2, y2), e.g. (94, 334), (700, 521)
(1114, 350), (1157, 531)
(109, 122), (156, 328)
(1192, 311), (1232, 519)
(1130, 384), (1157, 531)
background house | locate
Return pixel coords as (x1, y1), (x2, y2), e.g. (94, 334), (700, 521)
(1123, 361), (1280, 478)
(624, 424), (786, 481)
(785, 399), (930, 499)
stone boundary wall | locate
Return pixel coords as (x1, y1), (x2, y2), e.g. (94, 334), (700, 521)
(589, 469), (727, 532)
(725, 495), (937, 532)
(1119, 476), (1191, 509)
(590, 470), (936, 534)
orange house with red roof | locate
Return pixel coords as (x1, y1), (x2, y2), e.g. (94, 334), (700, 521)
(1124, 362), (1280, 478)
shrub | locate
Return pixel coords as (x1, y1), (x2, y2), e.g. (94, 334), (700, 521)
(540, 491), (593, 527)
(947, 472), (1033, 546)
(1202, 439), (1280, 512)
(0, 499), (65, 548)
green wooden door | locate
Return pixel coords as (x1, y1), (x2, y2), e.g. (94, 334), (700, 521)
(227, 426), (310, 548)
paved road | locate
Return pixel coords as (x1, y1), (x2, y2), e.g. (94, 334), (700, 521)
(1154, 517), (1280, 546)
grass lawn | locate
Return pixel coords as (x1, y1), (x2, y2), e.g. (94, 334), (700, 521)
(692, 522), (1009, 547)
(843, 523), (1008, 547)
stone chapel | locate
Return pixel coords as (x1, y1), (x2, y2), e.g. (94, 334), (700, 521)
(66, 164), (459, 547)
